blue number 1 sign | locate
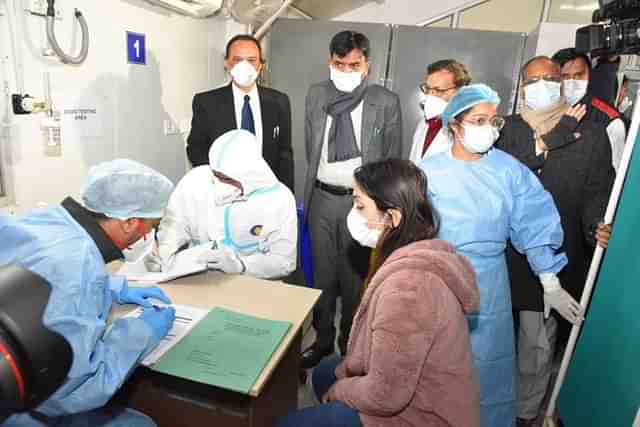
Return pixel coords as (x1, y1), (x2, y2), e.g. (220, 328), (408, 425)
(126, 31), (146, 65)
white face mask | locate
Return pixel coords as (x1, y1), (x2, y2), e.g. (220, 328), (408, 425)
(122, 232), (154, 263)
(213, 179), (242, 206)
(230, 60), (258, 88)
(563, 79), (588, 106)
(330, 66), (363, 93)
(422, 94), (449, 120)
(347, 208), (386, 248)
(460, 124), (500, 154)
(524, 80), (562, 110)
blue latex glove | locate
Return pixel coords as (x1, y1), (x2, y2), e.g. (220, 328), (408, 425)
(138, 306), (176, 342)
(119, 284), (172, 308)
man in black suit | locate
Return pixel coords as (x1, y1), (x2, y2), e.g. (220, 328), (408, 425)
(186, 34), (294, 190)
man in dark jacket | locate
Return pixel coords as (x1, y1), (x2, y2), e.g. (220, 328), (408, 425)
(496, 56), (614, 427)
(552, 48), (626, 172)
(186, 35), (294, 191)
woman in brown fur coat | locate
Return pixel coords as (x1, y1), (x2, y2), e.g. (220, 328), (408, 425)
(277, 159), (481, 427)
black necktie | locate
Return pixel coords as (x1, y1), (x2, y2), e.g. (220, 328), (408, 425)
(241, 95), (255, 135)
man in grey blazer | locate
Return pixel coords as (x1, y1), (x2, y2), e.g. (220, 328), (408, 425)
(301, 30), (403, 369)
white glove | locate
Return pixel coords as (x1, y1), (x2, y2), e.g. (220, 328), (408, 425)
(143, 242), (180, 273)
(196, 246), (245, 274)
(143, 242), (164, 272)
(539, 273), (584, 325)
(143, 252), (163, 272)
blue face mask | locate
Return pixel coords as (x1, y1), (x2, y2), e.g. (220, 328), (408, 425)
(524, 80), (562, 111)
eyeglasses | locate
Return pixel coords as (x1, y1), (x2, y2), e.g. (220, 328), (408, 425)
(522, 75), (561, 87)
(462, 115), (505, 130)
(420, 83), (456, 96)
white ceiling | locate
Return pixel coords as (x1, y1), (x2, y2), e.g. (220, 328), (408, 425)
(292, 0), (383, 19)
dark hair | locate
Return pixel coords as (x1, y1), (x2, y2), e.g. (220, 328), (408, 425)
(427, 59), (472, 88)
(354, 159), (439, 279)
(330, 31), (370, 59)
(521, 55), (559, 79)
(225, 34), (264, 62)
(552, 48), (591, 72)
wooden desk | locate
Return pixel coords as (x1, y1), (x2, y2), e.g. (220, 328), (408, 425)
(113, 271), (320, 427)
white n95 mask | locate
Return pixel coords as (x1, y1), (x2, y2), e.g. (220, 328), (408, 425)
(563, 79), (589, 106)
(422, 94), (449, 120)
(230, 60), (258, 87)
(330, 66), (363, 93)
(461, 124), (500, 154)
(524, 80), (562, 110)
(347, 208), (384, 248)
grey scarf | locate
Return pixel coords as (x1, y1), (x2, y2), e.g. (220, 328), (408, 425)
(324, 82), (368, 163)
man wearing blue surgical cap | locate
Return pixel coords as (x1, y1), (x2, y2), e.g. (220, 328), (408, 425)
(419, 84), (580, 427)
(0, 159), (176, 427)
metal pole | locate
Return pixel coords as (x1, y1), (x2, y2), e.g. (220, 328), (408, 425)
(254, 0), (297, 40)
(541, 0), (551, 22)
(288, 5), (313, 20)
(543, 85), (640, 425)
(417, 12), (454, 27)
(452, 10), (461, 28)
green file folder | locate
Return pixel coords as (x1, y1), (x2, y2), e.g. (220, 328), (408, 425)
(153, 307), (292, 394)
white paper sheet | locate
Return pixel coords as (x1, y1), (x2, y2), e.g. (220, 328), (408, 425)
(117, 243), (212, 283)
(126, 304), (209, 366)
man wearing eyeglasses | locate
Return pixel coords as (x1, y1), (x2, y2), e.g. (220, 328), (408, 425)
(301, 30), (403, 370)
(496, 56), (614, 427)
(409, 59), (471, 164)
(186, 34), (294, 192)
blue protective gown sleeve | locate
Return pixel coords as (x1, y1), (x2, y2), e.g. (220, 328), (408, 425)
(508, 161), (568, 275)
(37, 248), (158, 415)
(36, 242), (159, 416)
(109, 274), (127, 304)
(0, 209), (160, 425)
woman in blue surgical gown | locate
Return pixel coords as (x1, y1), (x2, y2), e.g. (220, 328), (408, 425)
(419, 84), (580, 427)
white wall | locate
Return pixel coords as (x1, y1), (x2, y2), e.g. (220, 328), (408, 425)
(335, 0), (484, 25)
(335, 0), (594, 34)
(527, 22), (581, 58)
(0, 0), (228, 214)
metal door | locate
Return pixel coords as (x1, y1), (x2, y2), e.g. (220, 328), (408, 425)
(268, 18), (392, 202)
(387, 26), (526, 158)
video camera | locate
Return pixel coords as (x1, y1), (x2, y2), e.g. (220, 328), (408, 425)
(0, 264), (72, 423)
(576, 0), (640, 56)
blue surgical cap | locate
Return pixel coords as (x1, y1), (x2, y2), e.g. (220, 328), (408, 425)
(82, 159), (174, 219)
(441, 83), (501, 128)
